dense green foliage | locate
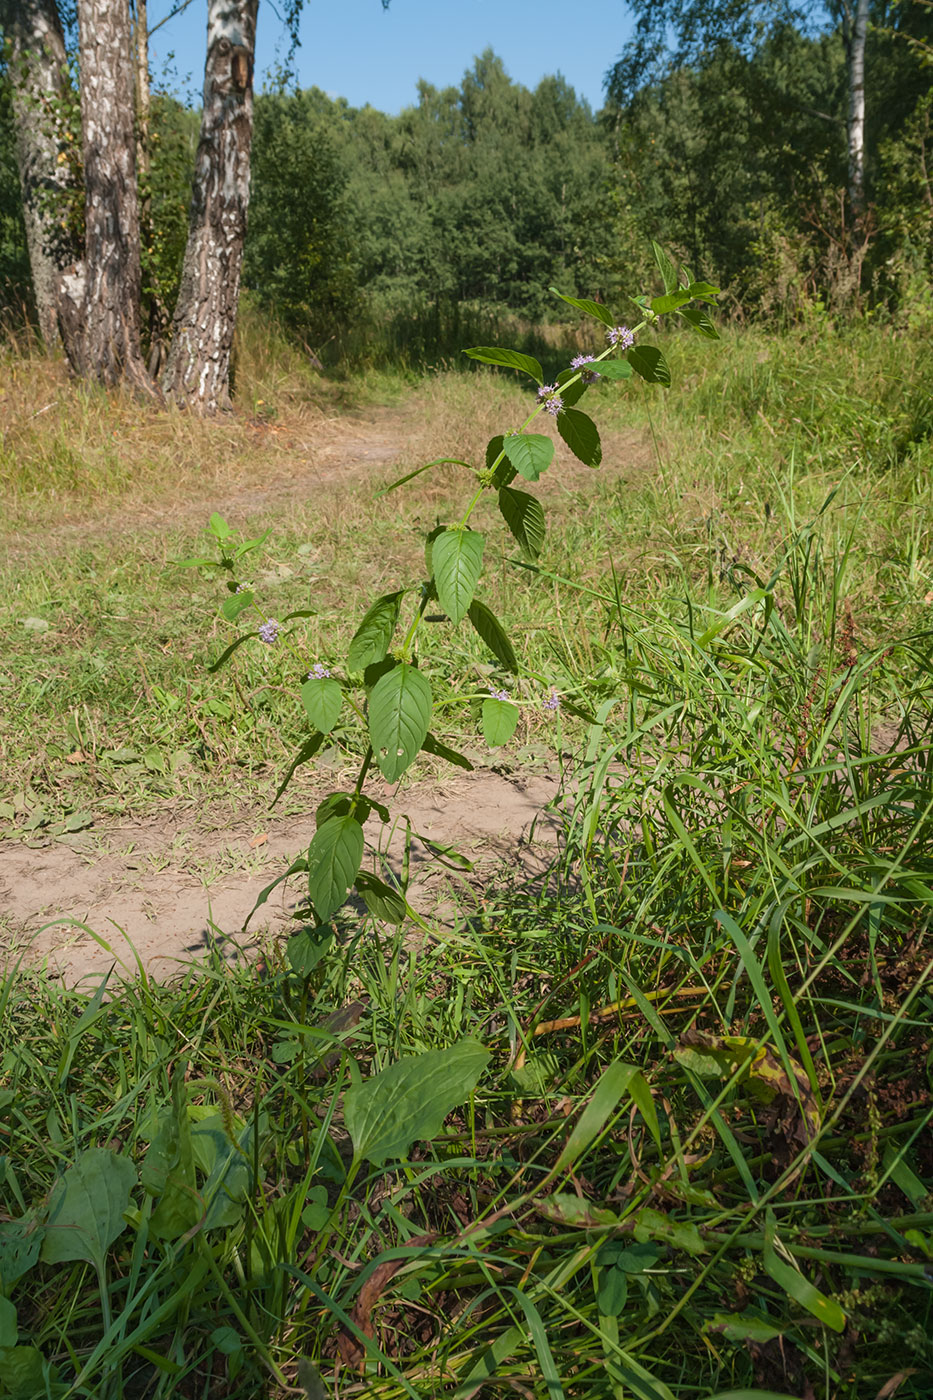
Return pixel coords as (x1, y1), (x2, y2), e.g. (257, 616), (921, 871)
(2, 7), (931, 351)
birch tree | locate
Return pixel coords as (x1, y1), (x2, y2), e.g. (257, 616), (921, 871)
(0, 0), (77, 348)
(606, 0), (873, 218)
(162, 0), (258, 411)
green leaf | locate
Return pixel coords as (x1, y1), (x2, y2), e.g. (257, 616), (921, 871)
(355, 871), (407, 924)
(207, 633), (254, 673)
(503, 433), (554, 482)
(0, 1298), (18, 1349)
(555, 368), (588, 406)
(421, 731), (474, 771)
(369, 663), (433, 782)
(347, 591), (404, 673)
(307, 815), (364, 921)
(651, 240), (679, 293)
(549, 288), (616, 327)
(632, 1207), (707, 1256)
(221, 590), (254, 621)
(482, 697), (519, 746)
(271, 733), (324, 807)
(464, 346), (543, 383)
(468, 600), (519, 672)
(650, 290), (693, 314)
(493, 487), (546, 562)
(687, 280), (720, 302)
(287, 925), (335, 976)
(300, 678), (343, 734)
(344, 1039), (489, 1165)
(0, 1346), (48, 1398)
(628, 345), (672, 387)
(538, 1193), (619, 1229)
(558, 408), (602, 467)
(597, 359), (633, 380)
(0, 1217), (43, 1292)
(245, 856), (308, 929)
(431, 528), (485, 625)
(678, 306), (720, 339)
(597, 1263), (628, 1316)
(211, 1327), (242, 1356)
(41, 1148), (136, 1269)
(414, 832), (474, 870)
(703, 1313), (782, 1344)
(763, 1211), (846, 1332)
(486, 434), (516, 486)
(555, 1061), (645, 1173)
(208, 512), (231, 540)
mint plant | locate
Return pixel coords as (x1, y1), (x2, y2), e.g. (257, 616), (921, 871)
(184, 244), (719, 953)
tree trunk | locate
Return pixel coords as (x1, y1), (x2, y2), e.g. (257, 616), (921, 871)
(0, 0), (77, 349)
(77, 0), (153, 392)
(162, 0), (258, 413)
(843, 0), (869, 215)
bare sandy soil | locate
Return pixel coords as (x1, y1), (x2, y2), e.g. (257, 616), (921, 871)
(1, 769), (561, 985)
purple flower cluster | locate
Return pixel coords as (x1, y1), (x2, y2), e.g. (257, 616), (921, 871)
(307, 662), (331, 680)
(235, 582), (251, 594)
(487, 685), (510, 702)
(607, 325), (635, 350)
(543, 688), (561, 712)
(536, 383), (564, 417)
(570, 353), (601, 385)
(258, 619), (281, 645)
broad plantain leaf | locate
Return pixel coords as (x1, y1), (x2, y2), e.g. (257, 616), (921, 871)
(41, 1148), (136, 1269)
(369, 663), (433, 782)
(307, 815), (364, 921)
(344, 1039), (490, 1165)
(431, 528), (485, 625)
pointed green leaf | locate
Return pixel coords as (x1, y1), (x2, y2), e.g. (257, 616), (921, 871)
(503, 433), (554, 482)
(41, 1148), (136, 1269)
(344, 1039), (490, 1165)
(558, 408), (602, 467)
(555, 368), (588, 406)
(678, 306), (720, 339)
(628, 345), (672, 387)
(596, 359), (633, 380)
(486, 434), (516, 486)
(763, 1211), (846, 1332)
(464, 346), (543, 383)
(650, 290), (693, 314)
(355, 871), (407, 924)
(498, 485), (545, 560)
(431, 529), (485, 625)
(221, 590), (253, 621)
(687, 280), (720, 302)
(271, 733), (324, 808)
(347, 591), (404, 673)
(482, 697), (519, 746)
(468, 600), (518, 672)
(369, 663), (432, 782)
(549, 288), (615, 327)
(300, 678), (343, 734)
(651, 239), (679, 293)
(307, 815), (364, 921)
(421, 731), (474, 771)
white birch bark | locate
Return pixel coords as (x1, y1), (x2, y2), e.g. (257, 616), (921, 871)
(843, 0), (869, 214)
(162, 0), (258, 413)
(0, 0), (76, 348)
(77, 0), (153, 391)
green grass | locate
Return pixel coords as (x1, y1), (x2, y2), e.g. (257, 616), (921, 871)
(0, 317), (932, 1398)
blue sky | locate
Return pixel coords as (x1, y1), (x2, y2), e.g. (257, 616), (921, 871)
(149, 0), (634, 114)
